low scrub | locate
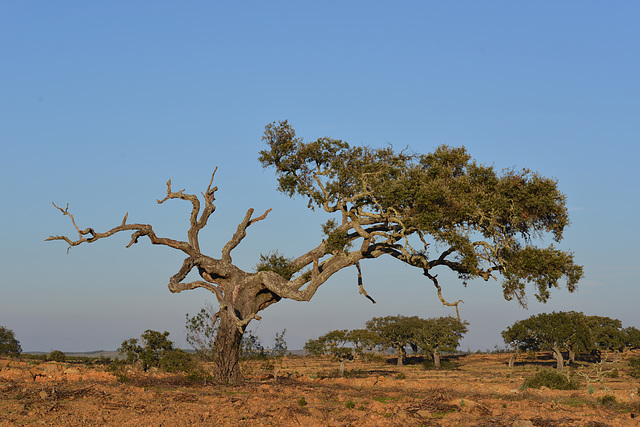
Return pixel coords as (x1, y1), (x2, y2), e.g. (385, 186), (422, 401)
(522, 369), (580, 390)
(628, 356), (640, 378)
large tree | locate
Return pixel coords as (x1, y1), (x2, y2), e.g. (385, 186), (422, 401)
(502, 311), (593, 370)
(413, 317), (468, 369)
(48, 120), (583, 383)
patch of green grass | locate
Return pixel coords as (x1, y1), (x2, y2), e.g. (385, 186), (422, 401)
(297, 397), (307, 407)
(345, 400), (355, 409)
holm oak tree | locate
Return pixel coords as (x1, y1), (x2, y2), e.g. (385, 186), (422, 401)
(48, 120), (583, 383)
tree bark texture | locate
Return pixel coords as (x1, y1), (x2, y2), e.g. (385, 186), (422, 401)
(553, 347), (564, 371)
(212, 310), (245, 384)
(433, 352), (441, 369)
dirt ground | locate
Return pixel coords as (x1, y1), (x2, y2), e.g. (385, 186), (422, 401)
(1, 351), (639, 426)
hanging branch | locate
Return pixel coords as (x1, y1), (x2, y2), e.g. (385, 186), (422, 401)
(355, 261), (376, 303)
(423, 270), (464, 321)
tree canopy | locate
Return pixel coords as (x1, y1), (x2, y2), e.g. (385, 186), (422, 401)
(259, 120), (583, 309)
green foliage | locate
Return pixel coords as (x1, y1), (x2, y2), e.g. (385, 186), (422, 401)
(346, 329), (380, 356)
(255, 251), (299, 280)
(0, 326), (22, 356)
(158, 349), (195, 373)
(502, 312), (592, 362)
(503, 312), (637, 369)
(522, 369), (580, 390)
(366, 315), (422, 363)
(297, 397), (307, 407)
(623, 326), (640, 350)
(241, 330), (265, 359)
(412, 316), (469, 356)
(48, 350), (66, 362)
(598, 395), (617, 406)
(345, 400), (356, 409)
(321, 219), (351, 253)
(271, 329), (288, 357)
(118, 330), (174, 372)
(185, 303), (217, 360)
(260, 120), (583, 305)
(628, 356), (640, 378)
(365, 315), (467, 365)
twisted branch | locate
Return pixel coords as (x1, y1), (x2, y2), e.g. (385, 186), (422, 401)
(423, 270), (464, 321)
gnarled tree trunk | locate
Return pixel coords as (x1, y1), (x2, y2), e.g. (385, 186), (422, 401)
(212, 310), (246, 384)
(552, 346), (564, 371)
(396, 346), (405, 366)
(433, 351), (441, 369)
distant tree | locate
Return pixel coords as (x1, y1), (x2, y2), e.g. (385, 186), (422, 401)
(413, 317), (468, 369)
(48, 120), (583, 383)
(346, 328), (380, 357)
(586, 315), (625, 361)
(366, 315), (424, 366)
(303, 329), (354, 376)
(622, 326), (640, 350)
(0, 326), (22, 357)
(185, 303), (218, 361)
(118, 330), (174, 372)
(502, 312), (592, 371)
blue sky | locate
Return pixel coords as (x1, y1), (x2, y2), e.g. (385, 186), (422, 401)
(1, 1), (638, 352)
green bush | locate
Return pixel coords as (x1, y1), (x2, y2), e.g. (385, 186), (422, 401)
(48, 350), (66, 362)
(159, 349), (195, 373)
(628, 356), (640, 378)
(598, 394), (617, 406)
(522, 369), (580, 390)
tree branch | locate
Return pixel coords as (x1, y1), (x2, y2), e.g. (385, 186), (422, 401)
(355, 261), (376, 304)
(221, 208), (272, 263)
(46, 202), (195, 255)
(423, 270), (464, 320)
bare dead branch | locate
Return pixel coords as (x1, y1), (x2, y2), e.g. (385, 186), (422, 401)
(355, 261), (376, 304)
(423, 270), (464, 321)
(221, 208), (272, 263)
(47, 203), (195, 255)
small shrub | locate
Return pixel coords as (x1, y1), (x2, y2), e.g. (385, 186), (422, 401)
(297, 397), (307, 407)
(598, 394), (617, 406)
(345, 400), (355, 409)
(522, 369), (580, 390)
(159, 349), (195, 373)
(396, 372), (406, 380)
(628, 356), (640, 378)
(116, 372), (130, 383)
(605, 368), (619, 378)
(48, 350), (66, 362)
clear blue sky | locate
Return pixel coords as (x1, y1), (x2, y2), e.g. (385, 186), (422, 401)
(1, 1), (638, 353)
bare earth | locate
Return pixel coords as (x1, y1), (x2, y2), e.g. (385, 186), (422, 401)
(1, 352), (639, 426)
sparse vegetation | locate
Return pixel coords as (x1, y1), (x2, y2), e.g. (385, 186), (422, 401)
(522, 369), (581, 390)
